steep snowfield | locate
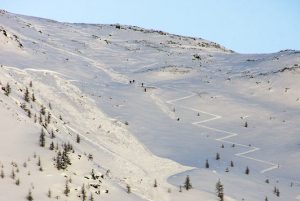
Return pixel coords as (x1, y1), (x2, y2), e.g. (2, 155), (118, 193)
(0, 10), (300, 201)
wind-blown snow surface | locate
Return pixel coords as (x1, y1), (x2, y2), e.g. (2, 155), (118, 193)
(0, 10), (300, 201)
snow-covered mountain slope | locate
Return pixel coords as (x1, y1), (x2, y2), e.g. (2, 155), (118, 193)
(0, 10), (300, 201)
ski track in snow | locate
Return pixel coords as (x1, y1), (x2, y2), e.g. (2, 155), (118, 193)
(166, 92), (279, 174)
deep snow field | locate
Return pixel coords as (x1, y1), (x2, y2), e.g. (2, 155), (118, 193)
(0, 10), (300, 201)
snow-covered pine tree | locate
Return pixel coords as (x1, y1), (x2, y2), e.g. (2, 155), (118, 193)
(10, 169), (15, 179)
(15, 178), (20, 185)
(62, 145), (71, 168)
(34, 114), (37, 123)
(245, 166), (250, 175)
(81, 184), (87, 201)
(64, 180), (70, 196)
(276, 188), (280, 197)
(184, 175), (192, 190)
(40, 105), (46, 115)
(56, 151), (62, 170)
(216, 153), (220, 160)
(50, 130), (55, 139)
(0, 169), (4, 178)
(154, 179), (158, 187)
(37, 157), (41, 166)
(89, 193), (94, 201)
(27, 110), (31, 118)
(91, 169), (96, 180)
(126, 184), (131, 193)
(47, 189), (52, 198)
(26, 190), (33, 201)
(216, 180), (224, 201)
(31, 93), (36, 102)
(4, 82), (11, 96)
(205, 159), (209, 168)
(39, 129), (45, 147)
(24, 87), (30, 102)
(76, 134), (81, 143)
(47, 112), (51, 124)
(49, 141), (54, 150)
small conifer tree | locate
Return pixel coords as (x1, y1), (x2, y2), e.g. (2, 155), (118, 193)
(76, 134), (81, 143)
(47, 189), (52, 198)
(11, 169), (15, 179)
(56, 151), (62, 170)
(26, 190), (33, 201)
(34, 114), (37, 123)
(81, 184), (87, 201)
(39, 129), (45, 147)
(205, 159), (209, 168)
(37, 157), (41, 166)
(0, 169), (4, 178)
(154, 179), (157, 188)
(183, 175), (192, 190)
(4, 83), (11, 96)
(15, 178), (20, 185)
(64, 180), (70, 196)
(47, 112), (51, 124)
(40, 105), (46, 115)
(245, 166), (250, 175)
(89, 193), (94, 201)
(216, 180), (224, 201)
(24, 87), (30, 102)
(50, 130), (55, 139)
(27, 110), (31, 118)
(216, 153), (220, 160)
(31, 93), (36, 102)
(49, 141), (54, 150)
(126, 184), (131, 194)
(276, 188), (280, 197)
